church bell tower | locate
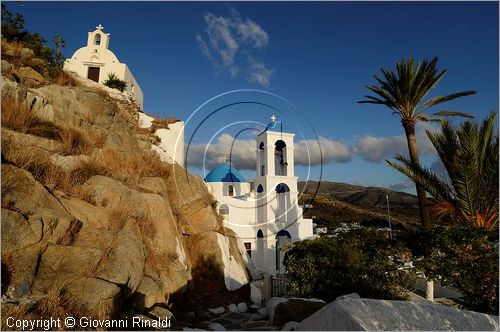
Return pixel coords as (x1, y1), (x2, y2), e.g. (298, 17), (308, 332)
(254, 115), (300, 274)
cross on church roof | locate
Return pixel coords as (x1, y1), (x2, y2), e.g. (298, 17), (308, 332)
(271, 115), (277, 122)
(96, 24), (104, 31)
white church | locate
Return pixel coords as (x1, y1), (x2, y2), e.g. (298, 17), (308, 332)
(64, 24), (144, 109)
(205, 117), (314, 276)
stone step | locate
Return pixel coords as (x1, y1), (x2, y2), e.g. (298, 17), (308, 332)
(246, 326), (278, 331)
(244, 320), (270, 329)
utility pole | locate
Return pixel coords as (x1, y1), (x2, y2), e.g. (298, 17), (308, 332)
(386, 194), (393, 240)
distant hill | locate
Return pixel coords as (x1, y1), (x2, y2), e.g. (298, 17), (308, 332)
(298, 181), (423, 230)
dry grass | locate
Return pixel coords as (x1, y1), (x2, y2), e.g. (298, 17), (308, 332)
(151, 115), (180, 132)
(81, 148), (172, 188)
(69, 158), (108, 186)
(1, 137), (102, 198)
(107, 202), (138, 234)
(70, 184), (98, 205)
(144, 243), (178, 276)
(55, 70), (80, 87)
(1, 97), (42, 134)
(55, 219), (83, 246)
(2, 138), (60, 183)
(2, 97), (62, 140)
(1, 285), (87, 330)
(94, 87), (114, 102)
(90, 245), (116, 276)
(81, 109), (97, 125)
(1, 252), (15, 295)
(59, 126), (106, 156)
(3, 134), (171, 206)
(1, 39), (24, 66)
(136, 212), (158, 241)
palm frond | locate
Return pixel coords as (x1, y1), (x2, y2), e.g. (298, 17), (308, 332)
(389, 113), (499, 228)
(432, 110), (474, 118)
(421, 90), (477, 111)
(360, 57), (475, 126)
(387, 155), (454, 202)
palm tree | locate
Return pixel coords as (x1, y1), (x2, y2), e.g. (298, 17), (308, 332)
(359, 57), (476, 229)
(388, 113), (499, 229)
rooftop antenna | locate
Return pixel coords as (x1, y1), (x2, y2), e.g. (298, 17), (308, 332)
(386, 194), (393, 240)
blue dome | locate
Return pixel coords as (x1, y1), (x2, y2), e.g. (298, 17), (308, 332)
(205, 163), (246, 183)
(265, 120), (282, 132)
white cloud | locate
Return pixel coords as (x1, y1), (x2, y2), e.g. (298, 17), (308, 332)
(186, 123), (442, 172)
(248, 60), (273, 87)
(354, 135), (407, 164)
(197, 8), (273, 87)
(237, 18), (269, 48)
(186, 134), (351, 171)
(187, 134), (256, 170)
(354, 122), (439, 163)
(196, 35), (212, 60)
(389, 178), (415, 191)
(295, 137), (352, 165)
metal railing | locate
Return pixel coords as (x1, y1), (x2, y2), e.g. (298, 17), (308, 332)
(271, 274), (296, 297)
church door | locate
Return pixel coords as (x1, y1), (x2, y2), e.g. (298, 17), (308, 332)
(87, 67), (100, 82)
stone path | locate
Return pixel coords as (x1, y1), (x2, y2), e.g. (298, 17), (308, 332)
(178, 305), (279, 331)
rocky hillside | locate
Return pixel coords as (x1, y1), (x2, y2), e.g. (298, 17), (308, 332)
(1, 40), (251, 326)
(298, 181), (424, 230)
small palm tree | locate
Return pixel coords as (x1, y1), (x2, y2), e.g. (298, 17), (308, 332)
(359, 57), (476, 229)
(388, 113), (499, 229)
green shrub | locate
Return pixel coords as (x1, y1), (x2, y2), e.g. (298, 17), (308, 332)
(408, 227), (498, 314)
(284, 228), (415, 302)
(1, 4), (66, 77)
(103, 73), (127, 92)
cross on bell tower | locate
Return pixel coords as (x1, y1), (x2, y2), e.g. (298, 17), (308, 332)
(271, 115), (277, 122)
(87, 23), (110, 49)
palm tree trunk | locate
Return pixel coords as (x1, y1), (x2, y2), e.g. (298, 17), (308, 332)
(403, 122), (432, 229)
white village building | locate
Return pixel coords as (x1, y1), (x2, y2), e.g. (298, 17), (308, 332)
(205, 117), (314, 276)
(64, 24), (144, 109)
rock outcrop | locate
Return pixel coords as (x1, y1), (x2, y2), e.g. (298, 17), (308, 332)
(297, 296), (500, 331)
(1, 41), (250, 322)
(266, 297), (326, 327)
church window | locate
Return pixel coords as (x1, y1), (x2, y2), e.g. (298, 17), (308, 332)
(274, 140), (287, 176)
(244, 242), (252, 257)
(258, 142), (265, 176)
(257, 185), (264, 193)
(228, 185), (234, 196)
(94, 33), (101, 45)
(257, 229), (264, 238)
(219, 204), (229, 215)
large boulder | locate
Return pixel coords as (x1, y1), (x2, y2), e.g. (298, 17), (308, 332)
(267, 297), (326, 326)
(1, 60), (13, 75)
(17, 66), (45, 87)
(297, 296), (500, 331)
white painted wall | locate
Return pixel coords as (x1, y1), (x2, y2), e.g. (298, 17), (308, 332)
(210, 182), (251, 198)
(153, 121), (185, 167)
(136, 112), (185, 167)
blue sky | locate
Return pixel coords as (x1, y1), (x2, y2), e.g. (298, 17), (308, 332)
(8, 1), (499, 192)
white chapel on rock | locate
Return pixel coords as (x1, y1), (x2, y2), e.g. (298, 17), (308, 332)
(64, 24), (144, 109)
(205, 117), (314, 276)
